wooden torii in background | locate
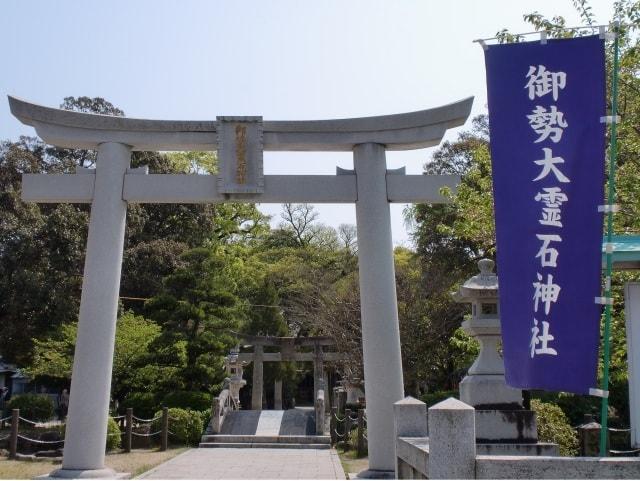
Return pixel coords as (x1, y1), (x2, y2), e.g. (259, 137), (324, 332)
(9, 95), (472, 478)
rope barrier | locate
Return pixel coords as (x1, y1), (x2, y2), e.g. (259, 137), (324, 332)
(333, 415), (345, 423)
(132, 415), (161, 423)
(0, 434), (10, 441)
(107, 432), (123, 437)
(0, 416), (11, 422)
(17, 435), (64, 444)
(608, 427), (631, 433)
(131, 431), (162, 437)
(18, 417), (39, 425)
(610, 448), (640, 455)
(112, 415), (125, 420)
(333, 428), (346, 438)
(348, 415), (359, 422)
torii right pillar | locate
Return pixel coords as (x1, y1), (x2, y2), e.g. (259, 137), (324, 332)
(354, 143), (404, 474)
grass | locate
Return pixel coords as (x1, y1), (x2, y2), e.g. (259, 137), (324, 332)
(0, 447), (187, 479)
(336, 446), (369, 476)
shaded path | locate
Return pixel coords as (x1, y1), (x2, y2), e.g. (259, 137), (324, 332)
(137, 447), (346, 480)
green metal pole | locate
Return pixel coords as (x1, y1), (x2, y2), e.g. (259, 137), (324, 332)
(599, 22), (620, 457)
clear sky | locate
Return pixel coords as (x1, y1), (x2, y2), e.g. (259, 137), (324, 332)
(0, 0), (615, 246)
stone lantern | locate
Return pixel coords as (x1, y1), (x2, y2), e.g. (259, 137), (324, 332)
(453, 258), (522, 407)
(225, 346), (247, 407)
(451, 259), (559, 454)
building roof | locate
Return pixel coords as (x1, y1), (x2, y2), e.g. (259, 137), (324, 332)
(604, 235), (640, 270)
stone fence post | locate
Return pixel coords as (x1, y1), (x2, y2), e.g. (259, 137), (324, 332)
(357, 409), (366, 457)
(161, 407), (169, 451)
(577, 414), (602, 456)
(394, 397), (428, 478)
(124, 408), (133, 453)
(428, 398), (476, 479)
(9, 408), (18, 459)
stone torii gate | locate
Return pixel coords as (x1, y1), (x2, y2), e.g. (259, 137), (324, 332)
(8, 95), (472, 478)
(236, 334), (346, 410)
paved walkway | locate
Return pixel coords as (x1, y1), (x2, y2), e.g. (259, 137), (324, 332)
(138, 448), (346, 480)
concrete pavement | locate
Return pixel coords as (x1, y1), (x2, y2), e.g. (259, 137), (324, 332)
(137, 447), (346, 480)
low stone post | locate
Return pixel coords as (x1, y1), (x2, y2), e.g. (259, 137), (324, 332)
(161, 407), (169, 451)
(315, 390), (325, 435)
(337, 390), (346, 416)
(124, 408), (133, 453)
(357, 409), (366, 457)
(210, 396), (221, 434)
(577, 414), (602, 456)
(393, 397), (428, 478)
(428, 398), (476, 479)
(344, 408), (352, 451)
(330, 405), (337, 445)
(274, 380), (283, 410)
(9, 409), (18, 459)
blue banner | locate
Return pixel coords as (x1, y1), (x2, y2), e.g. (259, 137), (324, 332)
(485, 36), (606, 394)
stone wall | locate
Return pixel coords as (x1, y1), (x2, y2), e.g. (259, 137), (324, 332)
(394, 397), (640, 480)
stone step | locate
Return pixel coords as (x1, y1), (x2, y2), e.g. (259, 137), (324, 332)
(198, 442), (330, 449)
(200, 434), (330, 444)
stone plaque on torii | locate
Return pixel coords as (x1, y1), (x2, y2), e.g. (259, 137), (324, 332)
(8, 95), (472, 478)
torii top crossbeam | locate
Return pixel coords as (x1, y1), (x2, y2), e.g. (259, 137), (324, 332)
(8, 94), (472, 477)
(10, 96), (471, 205)
(9, 95), (472, 151)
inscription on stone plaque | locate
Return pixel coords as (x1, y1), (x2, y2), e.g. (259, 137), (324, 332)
(216, 116), (264, 194)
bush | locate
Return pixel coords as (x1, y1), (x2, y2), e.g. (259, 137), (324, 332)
(106, 416), (122, 451)
(7, 394), (54, 422)
(161, 390), (212, 412)
(120, 392), (159, 419)
(348, 427), (367, 457)
(420, 390), (458, 408)
(153, 408), (204, 446)
(533, 391), (599, 427)
(531, 399), (579, 456)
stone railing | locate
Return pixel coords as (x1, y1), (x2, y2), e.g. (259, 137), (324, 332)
(315, 389), (325, 435)
(208, 384), (237, 434)
(394, 397), (640, 480)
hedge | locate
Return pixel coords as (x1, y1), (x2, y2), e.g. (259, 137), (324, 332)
(7, 394), (54, 422)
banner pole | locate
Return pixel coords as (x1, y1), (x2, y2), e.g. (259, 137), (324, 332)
(599, 21), (621, 458)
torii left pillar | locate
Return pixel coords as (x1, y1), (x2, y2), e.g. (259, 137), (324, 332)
(51, 143), (131, 479)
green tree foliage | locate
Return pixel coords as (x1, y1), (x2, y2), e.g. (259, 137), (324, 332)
(531, 399), (579, 456)
(402, 117), (490, 394)
(0, 138), (88, 364)
(0, 96), (269, 364)
(144, 246), (244, 393)
(27, 312), (162, 401)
